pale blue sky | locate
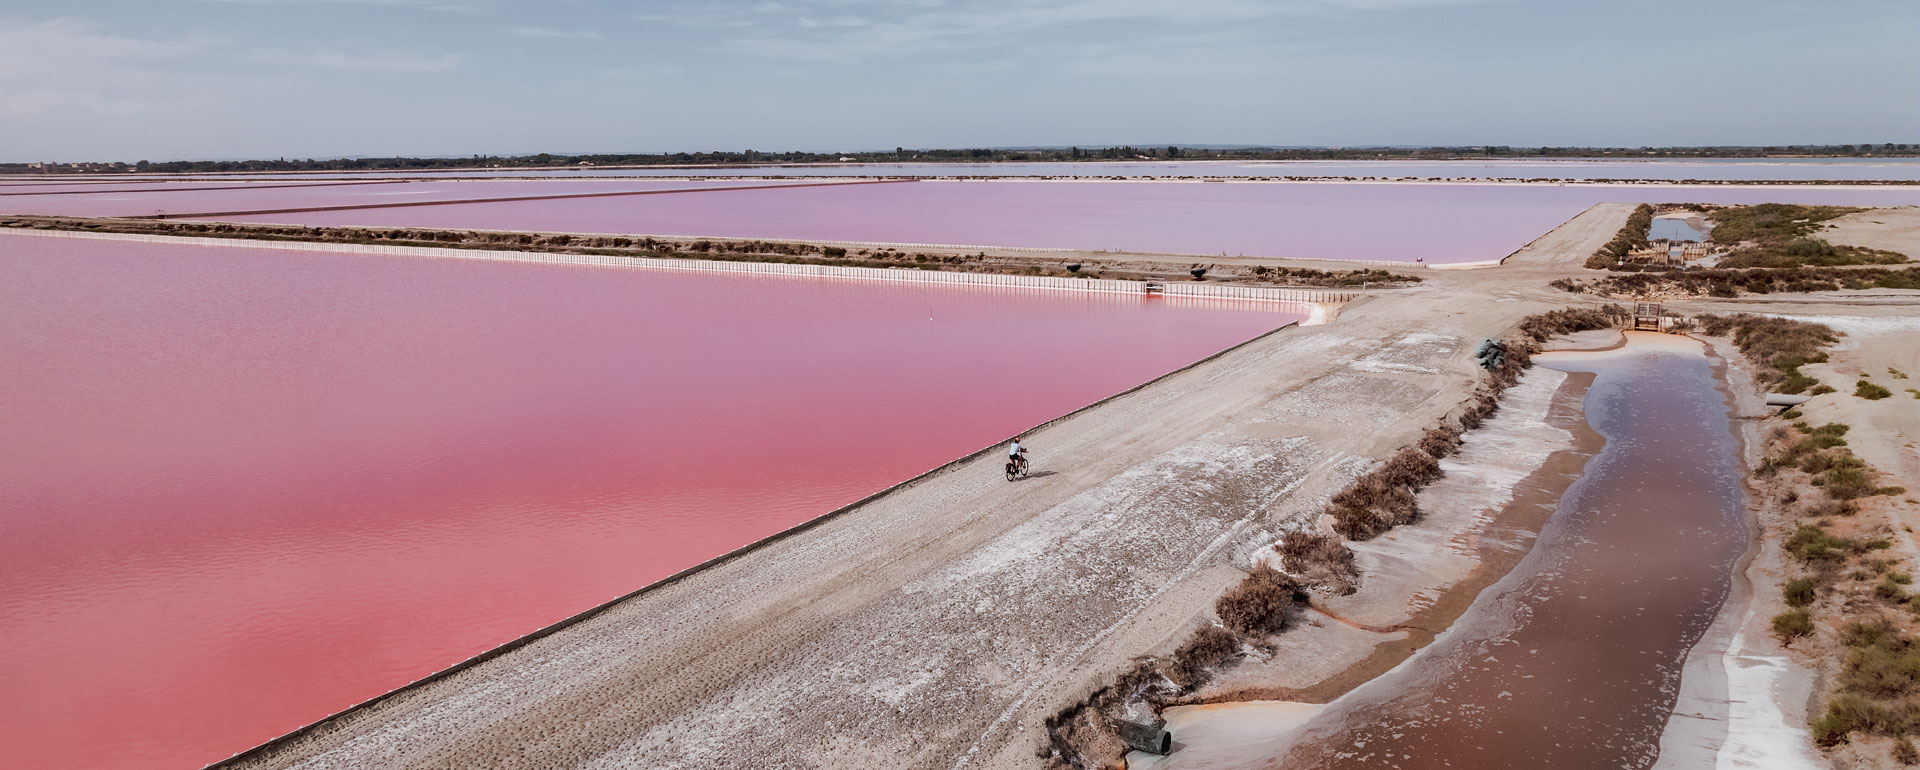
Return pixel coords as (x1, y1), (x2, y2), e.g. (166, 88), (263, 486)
(3, 0), (1916, 161)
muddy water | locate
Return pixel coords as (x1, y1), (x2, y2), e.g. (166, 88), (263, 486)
(1269, 334), (1747, 769)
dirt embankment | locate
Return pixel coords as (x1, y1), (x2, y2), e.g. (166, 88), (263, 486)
(0, 215), (1423, 288)
(208, 208), (1636, 769)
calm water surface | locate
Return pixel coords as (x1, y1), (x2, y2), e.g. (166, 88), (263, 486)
(1649, 216), (1708, 242)
(0, 179), (822, 218)
(1272, 336), (1747, 769)
(0, 237), (1298, 770)
(210, 181), (1918, 263)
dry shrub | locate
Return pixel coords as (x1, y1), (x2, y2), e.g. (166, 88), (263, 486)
(1042, 707), (1128, 770)
(1375, 448), (1443, 488)
(1418, 423), (1464, 459)
(1214, 564), (1300, 636)
(1518, 308), (1613, 344)
(1328, 477), (1417, 540)
(1697, 313), (1841, 390)
(1458, 391), (1501, 430)
(1277, 532), (1358, 593)
(1802, 498), (1858, 518)
(1164, 626), (1240, 689)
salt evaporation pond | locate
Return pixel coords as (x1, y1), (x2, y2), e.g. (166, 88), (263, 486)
(205, 181), (1920, 263)
(0, 178), (836, 218)
(0, 180), (390, 195)
(0, 235), (1301, 770)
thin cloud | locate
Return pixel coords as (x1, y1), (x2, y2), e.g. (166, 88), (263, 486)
(699, 0), (1494, 62)
(199, 0), (476, 8)
(507, 26), (604, 39)
(251, 47), (464, 72)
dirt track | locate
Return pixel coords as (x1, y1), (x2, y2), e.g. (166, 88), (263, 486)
(221, 200), (1830, 770)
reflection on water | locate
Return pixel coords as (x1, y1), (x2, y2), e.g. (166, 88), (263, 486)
(1271, 335), (1746, 769)
(1650, 216), (1707, 242)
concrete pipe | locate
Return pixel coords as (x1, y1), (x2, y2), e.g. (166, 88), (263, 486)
(1766, 394), (1813, 407)
(1114, 719), (1172, 755)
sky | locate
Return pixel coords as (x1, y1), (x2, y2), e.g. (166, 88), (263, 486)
(2, 0), (1916, 162)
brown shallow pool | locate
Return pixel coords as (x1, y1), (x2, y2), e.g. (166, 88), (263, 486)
(1269, 334), (1749, 769)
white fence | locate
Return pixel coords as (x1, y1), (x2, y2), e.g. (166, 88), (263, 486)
(0, 227), (1362, 305)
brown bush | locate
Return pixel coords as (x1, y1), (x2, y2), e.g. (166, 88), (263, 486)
(1418, 423), (1464, 459)
(1328, 479), (1416, 540)
(1697, 314), (1842, 390)
(1277, 532), (1358, 593)
(1518, 308), (1613, 343)
(1215, 564), (1300, 636)
(1164, 626), (1241, 688)
(1375, 448), (1443, 488)
(1458, 391), (1500, 430)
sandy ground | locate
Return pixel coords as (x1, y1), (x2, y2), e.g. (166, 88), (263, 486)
(1650, 298), (1919, 770)
(1820, 206), (1920, 260)
(216, 199), (1906, 770)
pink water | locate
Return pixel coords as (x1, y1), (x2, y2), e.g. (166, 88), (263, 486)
(0, 181), (385, 195)
(0, 179), (826, 218)
(206, 181), (1919, 263)
(0, 236), (1299, 770)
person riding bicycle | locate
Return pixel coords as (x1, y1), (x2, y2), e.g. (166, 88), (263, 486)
(1008, 438), (1029, 474)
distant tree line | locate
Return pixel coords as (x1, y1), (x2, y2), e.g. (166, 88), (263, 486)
(5, 143), (1915, 174)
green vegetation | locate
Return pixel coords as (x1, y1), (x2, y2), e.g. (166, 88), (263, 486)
(1553, 265), (1920, 298)
(1787, 524), (1858, 564)
(1706, 203), (1863, 244)
(1820, 465), (1882, 500)
(1584, 204), (1655, 269)
(1567, 202), (1911, 281)
(1800, 422), (1851, 449)
(1716, 237), (1907, 269)
(1809, 620), (1920, 746)
(1858, 381), (1894, 400)
(1774, 608), (1815, 640)
(1777, 423), (1889, 501)
(1811, 384), (1838, 395)
(1696, 314), (1841, 392)
(1785, 577), (1819, 607)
